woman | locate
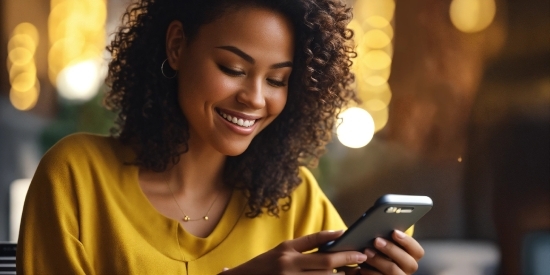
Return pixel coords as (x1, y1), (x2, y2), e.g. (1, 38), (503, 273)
(17, 0), (424, 274)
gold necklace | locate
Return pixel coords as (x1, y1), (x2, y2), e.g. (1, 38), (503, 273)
(166, 182), (220, 222)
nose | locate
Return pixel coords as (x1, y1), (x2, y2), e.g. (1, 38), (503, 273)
(236, 78), (266, 110)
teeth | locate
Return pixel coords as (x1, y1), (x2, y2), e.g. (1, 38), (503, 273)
(218, 110), (256, 128)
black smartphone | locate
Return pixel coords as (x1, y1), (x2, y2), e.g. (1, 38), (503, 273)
(318, 194), (433, 252)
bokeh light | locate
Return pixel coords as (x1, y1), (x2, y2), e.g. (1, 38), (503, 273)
(353, 0), (395, 23)
(363, 50), (392, 70)
(340, 0), (396, 148)
(450, 0), (496, 33)
(48, 0), (107, 100)
(56, 59), (104, 101)
(363, 29), (392, 49)
(7, 23), (40, 111)
(9, 85), (40, 111)
(337, 107), (376, 149)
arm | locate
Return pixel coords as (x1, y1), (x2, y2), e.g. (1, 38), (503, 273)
(16, 141), (94, 274)
(220, 230), (368, 274)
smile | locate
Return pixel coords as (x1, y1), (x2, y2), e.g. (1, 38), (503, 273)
(217, 110), (257, 128)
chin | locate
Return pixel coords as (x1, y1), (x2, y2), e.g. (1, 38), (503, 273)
(217, 142), (251, 157)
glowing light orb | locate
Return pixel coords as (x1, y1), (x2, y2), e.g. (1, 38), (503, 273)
(337, 107), (376, 149)
(450, 0), (496, 33)
(56, 59), (104, 101)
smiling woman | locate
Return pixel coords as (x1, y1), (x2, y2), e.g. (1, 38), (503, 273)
(16, 0), (425, 274)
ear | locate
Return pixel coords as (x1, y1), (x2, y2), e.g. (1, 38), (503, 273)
(165, 20), (186, 70)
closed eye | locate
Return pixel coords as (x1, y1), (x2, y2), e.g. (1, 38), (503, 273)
(267, 79), (287, 87)
(218, 65), (244, 76)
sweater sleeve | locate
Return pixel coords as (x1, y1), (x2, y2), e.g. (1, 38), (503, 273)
(16, 136), (94, 274)
(292, 167), (347, 237)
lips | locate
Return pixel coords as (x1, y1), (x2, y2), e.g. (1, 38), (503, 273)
(217, 109), (258, 128)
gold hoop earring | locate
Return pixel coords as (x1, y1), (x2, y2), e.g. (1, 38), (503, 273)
(161, 58), (177, 79)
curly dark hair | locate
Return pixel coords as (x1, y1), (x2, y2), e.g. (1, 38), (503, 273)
(104, 0), (358, 218)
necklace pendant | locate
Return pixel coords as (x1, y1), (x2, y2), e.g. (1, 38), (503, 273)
(183, 216), (190, 222)
(204, 216), (209, 221)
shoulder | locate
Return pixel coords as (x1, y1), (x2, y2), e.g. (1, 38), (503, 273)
(293, 166), (324, 198)
(39, 132), (130, 172)
(286, 166), (347, 232)
(289, 166), (332, 209)
(46, 132), (114, 155)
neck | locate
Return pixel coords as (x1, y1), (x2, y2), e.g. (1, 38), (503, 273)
(165, 133), (227, 197)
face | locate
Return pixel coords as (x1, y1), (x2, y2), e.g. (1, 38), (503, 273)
(166, 6), (294, 156)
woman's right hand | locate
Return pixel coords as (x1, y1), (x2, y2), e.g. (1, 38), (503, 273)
(219, 230), (367, 274)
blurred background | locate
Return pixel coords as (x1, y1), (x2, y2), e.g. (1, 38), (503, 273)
(0, 0), (548, 274)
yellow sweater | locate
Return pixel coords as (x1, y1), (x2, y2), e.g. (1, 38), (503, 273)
(17, 133), (347, 274)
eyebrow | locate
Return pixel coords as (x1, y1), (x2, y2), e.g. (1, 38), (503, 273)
(215, 45), (293, 69)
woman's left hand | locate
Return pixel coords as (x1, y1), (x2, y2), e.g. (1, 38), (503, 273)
(355, 229), (424, 275)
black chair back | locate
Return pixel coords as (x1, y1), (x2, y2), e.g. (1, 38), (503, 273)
(0, 243), (16, 275)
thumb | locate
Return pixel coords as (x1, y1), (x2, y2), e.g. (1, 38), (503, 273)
(289, 230), (344, 252)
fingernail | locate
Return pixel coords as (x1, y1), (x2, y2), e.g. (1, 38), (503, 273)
(356, 254), (368, 263)
(364, 249), (376, 258)
(395, 229), (406, 239)
(375, 237), (387, 247)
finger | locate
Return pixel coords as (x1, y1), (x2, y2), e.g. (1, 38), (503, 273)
(295, 251), (367, 270)
(361, 248), (405, 275)
(336, 265), (360, 275)
(288, 230), (344, 252)
(358, 266), (383, 275)
(303, 271), (344, 275)
(391, 230), (425, 260)
(371, 237), (417, 274)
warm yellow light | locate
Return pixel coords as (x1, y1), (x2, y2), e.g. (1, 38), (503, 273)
(359, 39), (393, 59)
(8, 22), (39, 111)
(372, 87), (392, 106)
(9, 63), (37, 82)
(48, 36), (86, 76)
(363, 16), (390, 29)
(363, 50), (392, 70)
(355, 68), (391, 103)
(8, 34), (37, 53)
(362, 20), (394, 42)
(48, 0), (107, 88)
(13, 23), (39, 44)
(370, 107), (389, 132)
(337, 107), (376, 148)
(11, 73), (37, 92)
(358, 64), (391, 85)
(364, 75), (387, 86)
(49, 18), (78, 45)
(450, 0), (496, 33)
(56, 59), (104, 101)
(367, 81), (391, 93)
(353, 0), (395, 23)
(10, 86), (39, 111)
(363, 99), (387, 112)
(363, 29), (392, 49)
(8, 48), (33, 66)
(348, 0), (395, 134)
(347, 19), (364, 50)
(83, 0), (107, 29)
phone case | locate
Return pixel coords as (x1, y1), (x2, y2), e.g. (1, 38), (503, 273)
(318, 194), (433, 252)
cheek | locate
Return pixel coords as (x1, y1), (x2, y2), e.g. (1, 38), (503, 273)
(270, 91), (288, 115)
(177, 67), (237, 106)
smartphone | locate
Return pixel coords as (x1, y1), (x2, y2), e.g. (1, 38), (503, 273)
(318, 194), (433, 252)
